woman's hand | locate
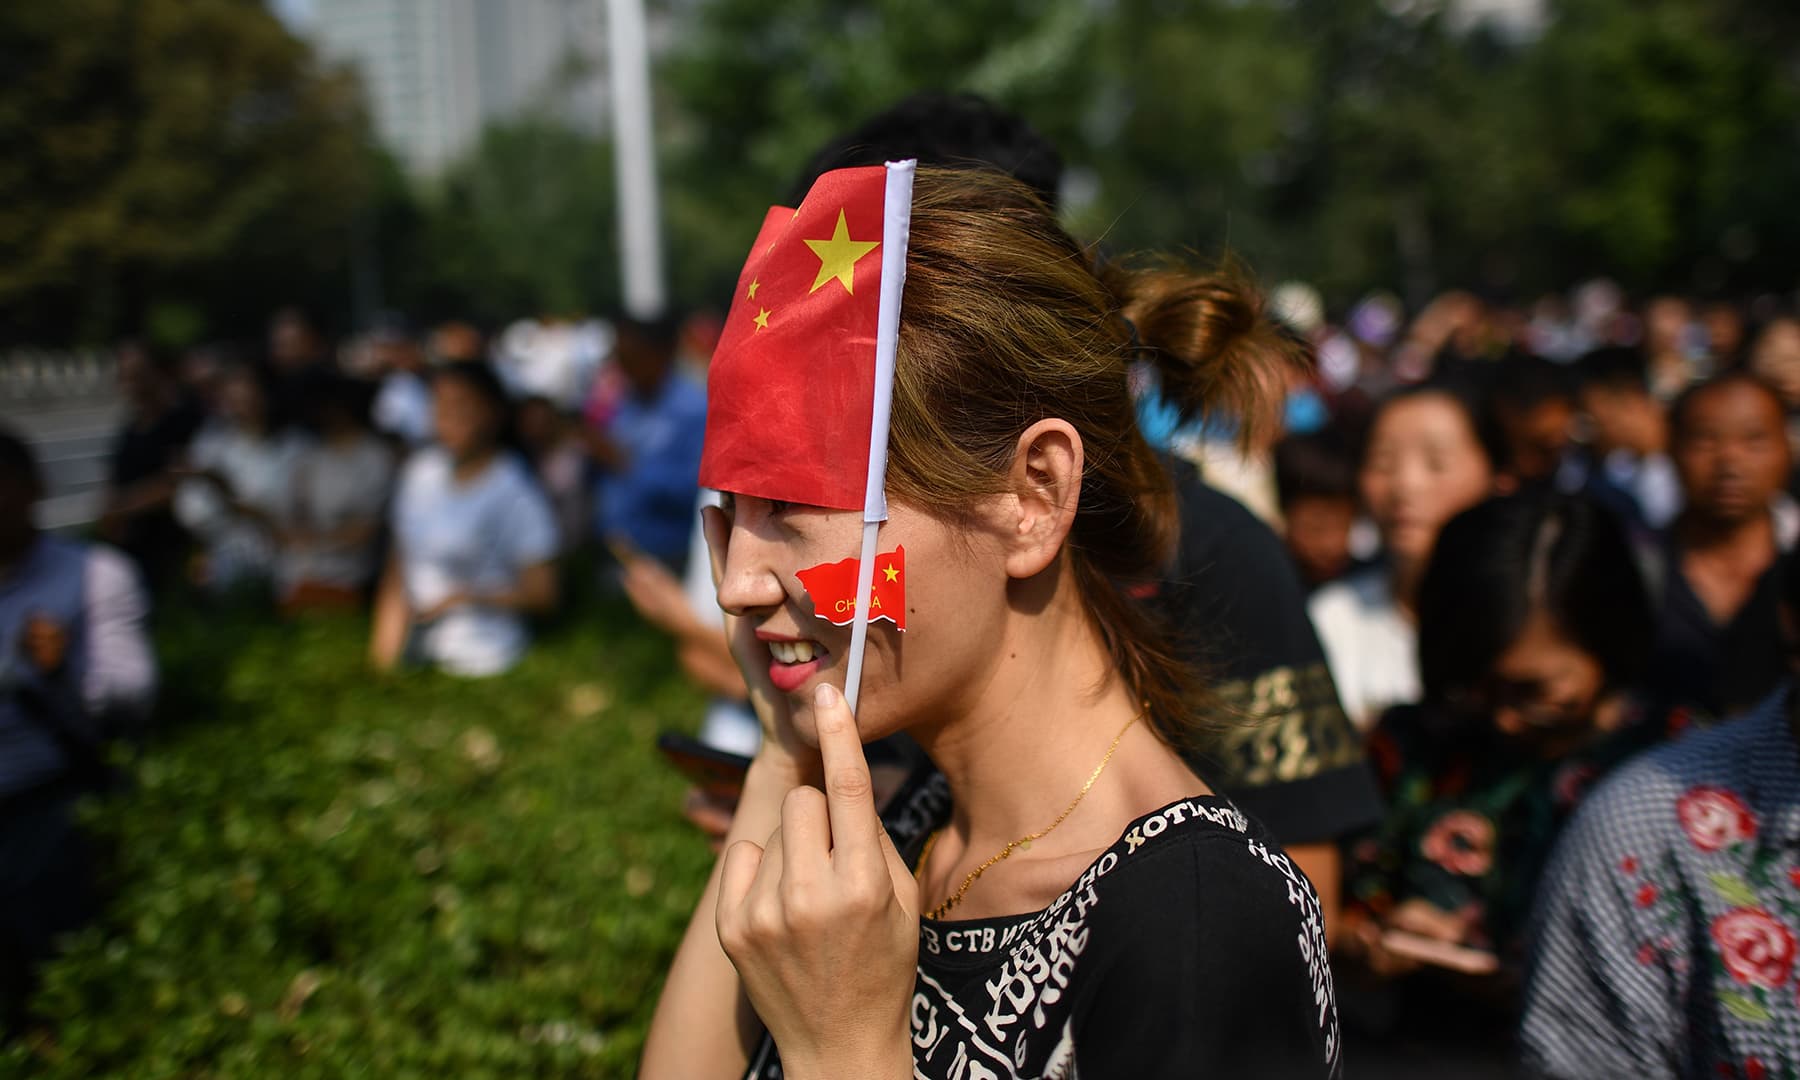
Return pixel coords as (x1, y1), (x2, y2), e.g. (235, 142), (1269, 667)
(716, 684), (918, 1080)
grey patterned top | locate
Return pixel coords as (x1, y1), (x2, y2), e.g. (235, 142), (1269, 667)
(1520, 687), (1800, 1080)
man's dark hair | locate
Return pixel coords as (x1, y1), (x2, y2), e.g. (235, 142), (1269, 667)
(1575, 345), (1650, 394)
(1417, 491), (1653, 708)
(0, 427), (42, 496)
(789, 92), (1064, 210)
(616, 313), (681, 354)
(1492, 353), (1576, 413)
(1669, 370), (1786, 444)
(1274, 428), (1356, 506)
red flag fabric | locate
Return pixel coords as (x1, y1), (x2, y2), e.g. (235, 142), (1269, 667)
(795, 546), (906, 630)
(699, 166), (890, 511)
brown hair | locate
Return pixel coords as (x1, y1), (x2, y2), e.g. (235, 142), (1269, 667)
(886, 168), (1308, 744)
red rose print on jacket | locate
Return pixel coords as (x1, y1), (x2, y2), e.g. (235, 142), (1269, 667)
(1677, 787), (1757, 852)
(1420, 810), (1496, 877)
(1711, 908), (1795, 989)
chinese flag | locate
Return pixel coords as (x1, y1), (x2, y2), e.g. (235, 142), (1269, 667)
(796, 547), (906, 630)
(700, 167), (890, 511)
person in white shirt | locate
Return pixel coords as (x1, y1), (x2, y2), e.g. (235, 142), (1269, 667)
(371, 362), (559, 678)
(1310, 383), (1497, 731)
(369, 315), (435, 448)
(278, 374), (395, 612)
(173, 365), (305, 592)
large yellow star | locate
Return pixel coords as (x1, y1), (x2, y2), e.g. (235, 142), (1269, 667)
(882, 565), (899, 583)
(753, 307), (771, 331)
(804, 209), (880, 295)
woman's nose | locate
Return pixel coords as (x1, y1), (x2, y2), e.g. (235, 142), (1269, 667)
(714, 525), (786, 617)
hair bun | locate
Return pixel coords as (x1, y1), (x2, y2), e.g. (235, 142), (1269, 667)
(1107, 257), (1312, 448)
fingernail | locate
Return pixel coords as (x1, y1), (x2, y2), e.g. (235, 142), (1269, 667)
(815, 684), (838, 707)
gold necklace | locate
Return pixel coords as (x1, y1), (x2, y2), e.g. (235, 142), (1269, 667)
(914, 711), (1140, 921)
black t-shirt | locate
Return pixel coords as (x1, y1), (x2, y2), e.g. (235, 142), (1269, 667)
(743, 770), (1344, 1079)
(1649, 540), (1788, 721)
(1145, 461), (1383, 845)
(109, 399), (204, 489)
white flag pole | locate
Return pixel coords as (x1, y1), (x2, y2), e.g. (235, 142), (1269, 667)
(843, 159), (915, 714)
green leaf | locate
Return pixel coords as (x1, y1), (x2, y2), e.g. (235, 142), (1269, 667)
(1709, 872), (1761, 907)
(1720, 991), (1771, 1023)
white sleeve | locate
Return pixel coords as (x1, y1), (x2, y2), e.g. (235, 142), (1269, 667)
(82, 545), (157, 722)
(503, 472), (560, 568)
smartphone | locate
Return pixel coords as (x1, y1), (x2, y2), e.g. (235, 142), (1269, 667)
(1379, 929), (1501, 976)
(657, 731), (752, 800)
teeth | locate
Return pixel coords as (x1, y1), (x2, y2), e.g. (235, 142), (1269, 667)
(769, 640), (819, 665)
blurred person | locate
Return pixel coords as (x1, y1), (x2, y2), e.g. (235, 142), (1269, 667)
(1519, 550), (1800, 1078)
(1647, 373), (1794, 721)
(1311, 382), (1500, 731)
(586, 315), (707, 572)
(1747, 315), (1800, 487)
(642, 167), (1340, 1080)
(496, 314), (610, 411)
(276, 374), (394, 614)
(370, 362), (558, 678)
(429, 320), (486, 365)
(1564, 346), (1680, 532)
(515, 394), (589, 554)
(0, 429), (155, 1016)
(1337, 494), (1658, 1064)
(268, 306), (328, 377)
(1645, 295), (1701, 401)
(370, 312), (435, 449)
(172, 364), (305, 593)
(1491, 355), (1576, 489)
(1703, 300), (1747, 368)
(1275, 428), (1361, 590)
(98, 340), (205, 586)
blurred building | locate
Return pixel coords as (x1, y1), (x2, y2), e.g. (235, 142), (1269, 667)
(292, 0), (609, 176)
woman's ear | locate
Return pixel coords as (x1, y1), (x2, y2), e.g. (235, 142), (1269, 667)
(1002, 419), (1083, 580)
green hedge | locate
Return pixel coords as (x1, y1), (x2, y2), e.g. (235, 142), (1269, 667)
(3, 599), (715, 1078)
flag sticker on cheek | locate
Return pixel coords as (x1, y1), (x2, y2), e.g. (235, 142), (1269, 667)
(796, 547), (907, 631)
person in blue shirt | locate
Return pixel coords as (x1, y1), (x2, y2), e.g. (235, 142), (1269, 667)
(588, 316), (708, 572)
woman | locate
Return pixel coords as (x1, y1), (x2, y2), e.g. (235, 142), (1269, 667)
(1337, 493), (1658, 1060)
(1309, 383), (1498, 731)
(172, 363), (304, 592)
(370, 362), (558, 677)
(642, 169), (1340, 1078)
(277, 373), (394, 613)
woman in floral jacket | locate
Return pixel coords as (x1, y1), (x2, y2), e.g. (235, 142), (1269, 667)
(1521, 659), (1800, 1077)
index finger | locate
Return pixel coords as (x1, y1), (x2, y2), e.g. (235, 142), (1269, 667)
(811, 683), (883, 858)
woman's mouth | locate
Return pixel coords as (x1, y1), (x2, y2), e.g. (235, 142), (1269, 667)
(767, 639), (829, 693)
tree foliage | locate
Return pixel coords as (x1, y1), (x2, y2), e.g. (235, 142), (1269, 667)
(0, 0), (372, 346)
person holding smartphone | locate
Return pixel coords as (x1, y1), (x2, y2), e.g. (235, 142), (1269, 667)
(640, 165), (1340, 1078)
(1337, 492), (1662, 1066)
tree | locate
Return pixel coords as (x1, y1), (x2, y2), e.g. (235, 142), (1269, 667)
(395, 119), (621, 328)
(0, 0), (372, 346)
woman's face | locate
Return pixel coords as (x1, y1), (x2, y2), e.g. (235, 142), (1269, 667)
(434, 377), (499, 459)
(713, 494), (1014, 747)
(1360, 394), (1494, 565)
(1480, 610), (1607, 755)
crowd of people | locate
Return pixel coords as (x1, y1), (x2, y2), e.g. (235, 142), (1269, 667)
(7, 91), (1800, 1075)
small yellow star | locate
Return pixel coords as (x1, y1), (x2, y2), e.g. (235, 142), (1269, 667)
(882, 565), (899, 583)
(753, 307), (771, 331)
(804, 209), (880, 295)
(747, 277), (760, 299)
